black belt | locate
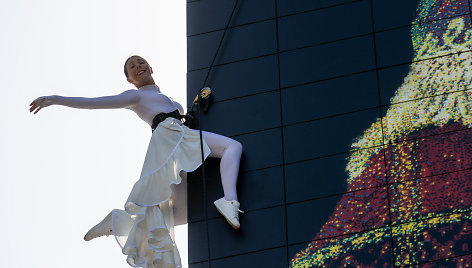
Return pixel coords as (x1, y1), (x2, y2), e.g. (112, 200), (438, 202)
(151, 110), (183, 132)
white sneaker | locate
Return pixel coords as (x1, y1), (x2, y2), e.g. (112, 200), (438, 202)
(84, 210), (114, 241)
(214, 198), (244, 229)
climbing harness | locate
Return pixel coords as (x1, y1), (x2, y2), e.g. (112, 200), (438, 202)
(151, 110), (183, 132)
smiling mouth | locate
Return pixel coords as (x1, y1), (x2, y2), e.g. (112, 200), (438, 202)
(137, 70), (146, 76)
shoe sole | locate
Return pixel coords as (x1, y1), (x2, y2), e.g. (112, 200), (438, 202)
(214, 202), (240, 230)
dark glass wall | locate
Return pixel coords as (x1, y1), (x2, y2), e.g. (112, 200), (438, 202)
(186, 0), (472, 267)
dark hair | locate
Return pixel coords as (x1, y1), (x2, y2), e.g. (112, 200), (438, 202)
(124, 55), (141, 78)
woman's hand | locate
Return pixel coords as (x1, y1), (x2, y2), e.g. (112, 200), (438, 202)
(29, 95), (57, 114)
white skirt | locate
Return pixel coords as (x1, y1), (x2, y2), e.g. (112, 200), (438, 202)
(111, 118), (211, 268)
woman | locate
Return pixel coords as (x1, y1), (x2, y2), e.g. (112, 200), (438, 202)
(29, 55), (243, 268)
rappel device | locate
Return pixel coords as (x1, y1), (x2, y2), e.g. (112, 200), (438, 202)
(183, 87), (212, 128)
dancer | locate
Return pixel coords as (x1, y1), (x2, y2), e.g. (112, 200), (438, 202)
(29, 55), (243, 268)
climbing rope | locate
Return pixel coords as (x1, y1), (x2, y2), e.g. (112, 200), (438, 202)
(194, 0), (240, 265)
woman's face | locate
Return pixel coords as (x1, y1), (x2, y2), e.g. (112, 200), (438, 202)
(126, 56), (153, 86)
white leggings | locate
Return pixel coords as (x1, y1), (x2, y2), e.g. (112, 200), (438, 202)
(196, 130), (243, 201)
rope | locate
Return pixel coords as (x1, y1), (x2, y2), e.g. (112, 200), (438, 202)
(195, 0), (240, 265)
(202, 0), (240, 87)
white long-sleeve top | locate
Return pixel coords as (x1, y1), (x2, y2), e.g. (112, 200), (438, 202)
(54, 85), (183, 126)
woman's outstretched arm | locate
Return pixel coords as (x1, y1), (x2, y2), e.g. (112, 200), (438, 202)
(29, 90), (140, 114)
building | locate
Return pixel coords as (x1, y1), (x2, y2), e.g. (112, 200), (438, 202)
(186, 0), (472, 266)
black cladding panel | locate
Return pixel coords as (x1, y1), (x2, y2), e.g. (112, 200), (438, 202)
(187, 0), (275, 36)
(278, 1), (372, 51)
(281, 71), (380, 125)
(187, 20), (277, 71)
(279, 35), (376, 88)
(187, 55), (279, 104)
(276, 0), (355, 17)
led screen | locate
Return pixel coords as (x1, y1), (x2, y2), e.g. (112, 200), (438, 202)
(291, 1), (472, 266)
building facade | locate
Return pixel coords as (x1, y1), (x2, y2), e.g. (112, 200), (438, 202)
(186, 0), (472, 267)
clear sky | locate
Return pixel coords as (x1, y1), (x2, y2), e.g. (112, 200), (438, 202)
(0, 0), (188, 267)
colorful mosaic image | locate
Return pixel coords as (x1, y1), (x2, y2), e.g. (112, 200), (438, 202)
(291, 0), (472, 266)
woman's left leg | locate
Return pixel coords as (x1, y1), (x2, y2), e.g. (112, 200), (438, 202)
(198, 130), (243, 229)
(199, 130), (243, 201)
